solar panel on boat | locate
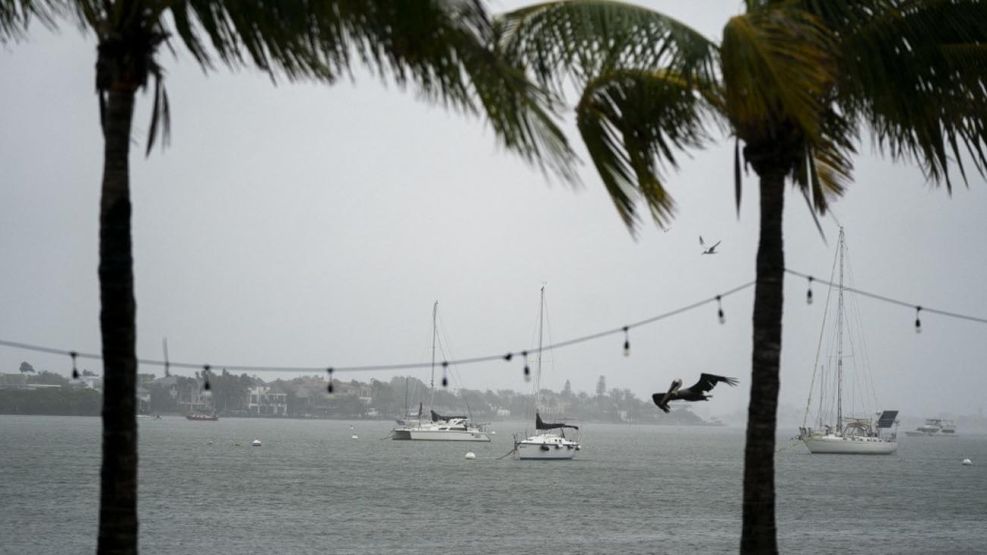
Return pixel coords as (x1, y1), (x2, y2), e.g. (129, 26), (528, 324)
(877, 410), (899, 428)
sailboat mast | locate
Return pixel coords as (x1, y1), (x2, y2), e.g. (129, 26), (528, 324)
(429, 300), (438, 417)
(536, 285), (545, 407)
(836, 228), (846, 433)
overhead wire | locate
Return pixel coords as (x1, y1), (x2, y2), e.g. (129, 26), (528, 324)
(2, 268), (986, 379)
(0, 281), (755, 375)
(785, 269), (987, 325)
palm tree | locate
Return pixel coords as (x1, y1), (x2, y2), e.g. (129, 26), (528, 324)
(500, 0), (987, 551)
(1, 1), (574, 552)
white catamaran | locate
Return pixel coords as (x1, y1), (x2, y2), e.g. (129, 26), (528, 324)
(799, 228), (898, 455)
(391, 301), (490, 442)
(514, 286), (581, 460)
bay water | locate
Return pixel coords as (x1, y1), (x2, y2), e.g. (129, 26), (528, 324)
(2, 416), (985, 553)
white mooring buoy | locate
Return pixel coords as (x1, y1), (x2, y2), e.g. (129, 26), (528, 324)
(962, 458), (973, 466)
(251, 439), (262, 447)
(465, 452), (476, 460)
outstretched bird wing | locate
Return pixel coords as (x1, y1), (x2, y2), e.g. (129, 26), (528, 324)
(689, 373), (738, 393)
(651, 393), (672, 412)
(710, 241), (721, 252)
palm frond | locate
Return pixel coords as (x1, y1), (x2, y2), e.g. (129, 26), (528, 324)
(499, 0), (719, 93)
(30, 0), (576, 173)
(721, 7), (837, 145)
(575, 68), (718, 231)
(0, 0), (62, 41)
(734, 137), (743, 216)
(145, 61), (170, 156)
(815, 0), (987, 190)
(452, 28), (578, 179)
(4, 1), (580, 172)
(791, 107), (856, 215)
(168, 0), (576, 176)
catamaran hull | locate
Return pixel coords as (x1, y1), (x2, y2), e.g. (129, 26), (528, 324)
(392, 429), (490, 442)
(802, 435), (897, 455)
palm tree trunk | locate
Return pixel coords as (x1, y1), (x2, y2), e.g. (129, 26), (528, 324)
(741, 167), (785, 554)
(97, 85), (139, 554)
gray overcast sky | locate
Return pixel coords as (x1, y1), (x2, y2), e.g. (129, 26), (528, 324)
(1, 1), (986, 422)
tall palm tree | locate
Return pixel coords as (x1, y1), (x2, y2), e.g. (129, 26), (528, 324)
(500, 0), (987, 551)
(1, 1), (574, 552)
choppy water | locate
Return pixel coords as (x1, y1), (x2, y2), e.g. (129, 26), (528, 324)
(1, 416), (986, 553)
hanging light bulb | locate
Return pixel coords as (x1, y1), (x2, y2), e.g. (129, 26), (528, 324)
(326, 367), (334, 393)
(915, 306), (922, 334)
(522, 351), (530, 382)
(806, 277), (814, 305)
(70, 351), (79, 379)
(503, 353), (513, 362)
(201, 365), (212, 398)
(441, 361), (449, 388)
(716, 295), (725, 324)
(622, 327), (630, 357)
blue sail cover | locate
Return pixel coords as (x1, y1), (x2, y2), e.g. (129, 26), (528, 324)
(876, 410), (899, 429)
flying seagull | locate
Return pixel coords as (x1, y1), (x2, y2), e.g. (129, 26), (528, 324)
(652, 373), (739, 413)
(699, 235), (721, 255)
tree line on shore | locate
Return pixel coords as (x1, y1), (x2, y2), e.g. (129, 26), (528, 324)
(0, 368), (712, 425)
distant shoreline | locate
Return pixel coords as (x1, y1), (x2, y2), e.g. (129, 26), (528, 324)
(0, 410), (732, 426)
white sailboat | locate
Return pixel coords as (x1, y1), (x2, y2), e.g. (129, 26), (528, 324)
(799, 228), (898, 455)
(514, 286), (581, 460)
(391, 301), (490, 442)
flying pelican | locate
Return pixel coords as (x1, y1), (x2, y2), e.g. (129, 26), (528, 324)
(699, 236), (721, 255)
(652, 373), (738, 413)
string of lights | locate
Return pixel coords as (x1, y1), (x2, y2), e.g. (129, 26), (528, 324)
(2, 269), (986, 384)
(787, 268), (987, 328)
(0, 281), (755, 379)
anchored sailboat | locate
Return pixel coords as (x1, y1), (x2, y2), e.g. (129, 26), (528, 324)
(799, 228), (898, 455)
(514, 286), (581, 460)
(391, 301), (490, 442)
